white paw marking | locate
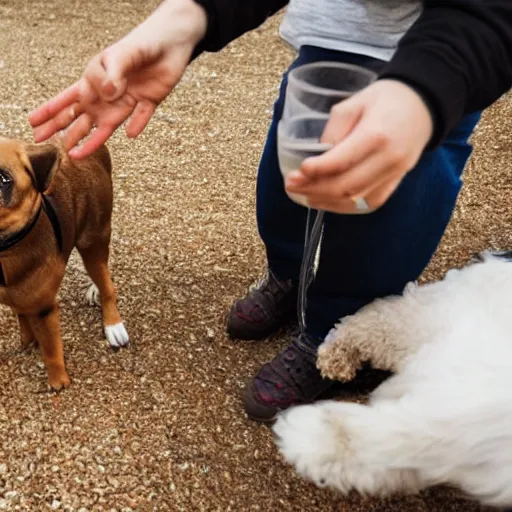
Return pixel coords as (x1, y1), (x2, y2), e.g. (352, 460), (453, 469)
(104, 322), (129, 349)
(85, 284), (100, 306)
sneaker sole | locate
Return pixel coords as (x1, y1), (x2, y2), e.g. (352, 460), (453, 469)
(245, 412), (278, 424)
(244, 380), (341, 424)
(243, 383), (280, 424)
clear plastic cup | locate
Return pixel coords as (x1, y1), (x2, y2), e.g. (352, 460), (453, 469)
(277, 113), (332, 207)
(282, 62), (377, 120)
(278, 62), (377, 207)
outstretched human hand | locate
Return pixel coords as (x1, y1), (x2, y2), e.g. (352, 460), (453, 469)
(29, 0), (207, 159)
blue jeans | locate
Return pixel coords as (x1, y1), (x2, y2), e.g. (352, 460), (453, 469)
(256, 45), (482, 342)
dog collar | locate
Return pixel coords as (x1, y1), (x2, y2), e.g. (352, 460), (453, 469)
(0, 195), (63, 253)
(0, 194), (63, 284)
(0, 200), (44, 253)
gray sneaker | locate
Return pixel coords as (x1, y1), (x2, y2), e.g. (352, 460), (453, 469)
(226, 270), (297, 340)
(243, 333), (334, 423)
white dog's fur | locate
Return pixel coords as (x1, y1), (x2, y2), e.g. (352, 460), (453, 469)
(273, 252), (512, 508)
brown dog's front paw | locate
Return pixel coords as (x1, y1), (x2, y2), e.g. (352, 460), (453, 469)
(48, 370), (71, 391)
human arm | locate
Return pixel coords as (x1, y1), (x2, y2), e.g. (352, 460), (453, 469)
(380, 0), (512, 149)
(191, 0), (288, 57)
(287, 0), (512, 213)
(29, 0), (288, 158)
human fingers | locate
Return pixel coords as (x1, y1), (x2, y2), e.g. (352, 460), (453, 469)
(68, 124), (117, 160)
(32, 102), (82, 143)
(125, 100), (157, 138)
(59, 113), (95, 153)
(29, 82), (81, 129)
(299, 97), (365, 179)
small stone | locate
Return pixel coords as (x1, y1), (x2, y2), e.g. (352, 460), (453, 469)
(97, 465), (105, 473)
(5, 491), (17, 500)
(206, 328), (215, 338)
(51, 500), (61, 510)
(0, 500), (7, 510)
(0, 464), (6, 474)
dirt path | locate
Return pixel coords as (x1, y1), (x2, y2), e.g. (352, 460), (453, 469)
(0, 1), (510, 510)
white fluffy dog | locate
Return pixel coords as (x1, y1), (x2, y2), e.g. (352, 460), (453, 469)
(273, 251), (512, 509)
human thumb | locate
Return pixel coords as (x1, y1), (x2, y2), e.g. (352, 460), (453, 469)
(320, 94), (365, 145)
(299, 94), (364, 179)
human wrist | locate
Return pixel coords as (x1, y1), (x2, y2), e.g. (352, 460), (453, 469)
(153, 0), (208, 48)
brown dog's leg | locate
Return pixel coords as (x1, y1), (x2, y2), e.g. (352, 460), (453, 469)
(17, 313), (36, 349)
(79, 244), (129, 348)
(27, 305), (70, 390)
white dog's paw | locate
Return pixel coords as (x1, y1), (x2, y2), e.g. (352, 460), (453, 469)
(316, 327), (360, 382)
(85, 283), (100, 306)
(104, 322), (129, 349)
(321, 325), (341, 348)
(273, 402), (348, 490)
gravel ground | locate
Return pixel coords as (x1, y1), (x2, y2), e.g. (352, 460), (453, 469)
(0, 1), (511, 510)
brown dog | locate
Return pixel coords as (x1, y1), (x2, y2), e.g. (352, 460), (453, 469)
(0, 136), (128, 390)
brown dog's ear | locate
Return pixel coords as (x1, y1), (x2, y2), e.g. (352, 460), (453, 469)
(22, 143), (60, 193)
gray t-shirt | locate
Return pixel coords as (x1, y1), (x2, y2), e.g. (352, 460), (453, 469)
(280, 0), (422, 61)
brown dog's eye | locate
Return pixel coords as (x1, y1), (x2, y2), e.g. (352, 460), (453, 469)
(0, 171), (12, 188)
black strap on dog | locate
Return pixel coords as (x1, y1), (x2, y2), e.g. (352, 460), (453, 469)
(41, 194), (63, 253)
(0, 194), (63, 286)
(0, 202), (43, 254)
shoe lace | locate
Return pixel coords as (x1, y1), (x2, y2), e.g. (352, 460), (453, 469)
(261, 337), (319, 394)
(246, 271), (291, 307)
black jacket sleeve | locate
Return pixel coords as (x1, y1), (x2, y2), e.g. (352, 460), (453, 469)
(192, 0), (512, 148)
(191, 0), (288, 57)
(380, 0), (512, 148)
